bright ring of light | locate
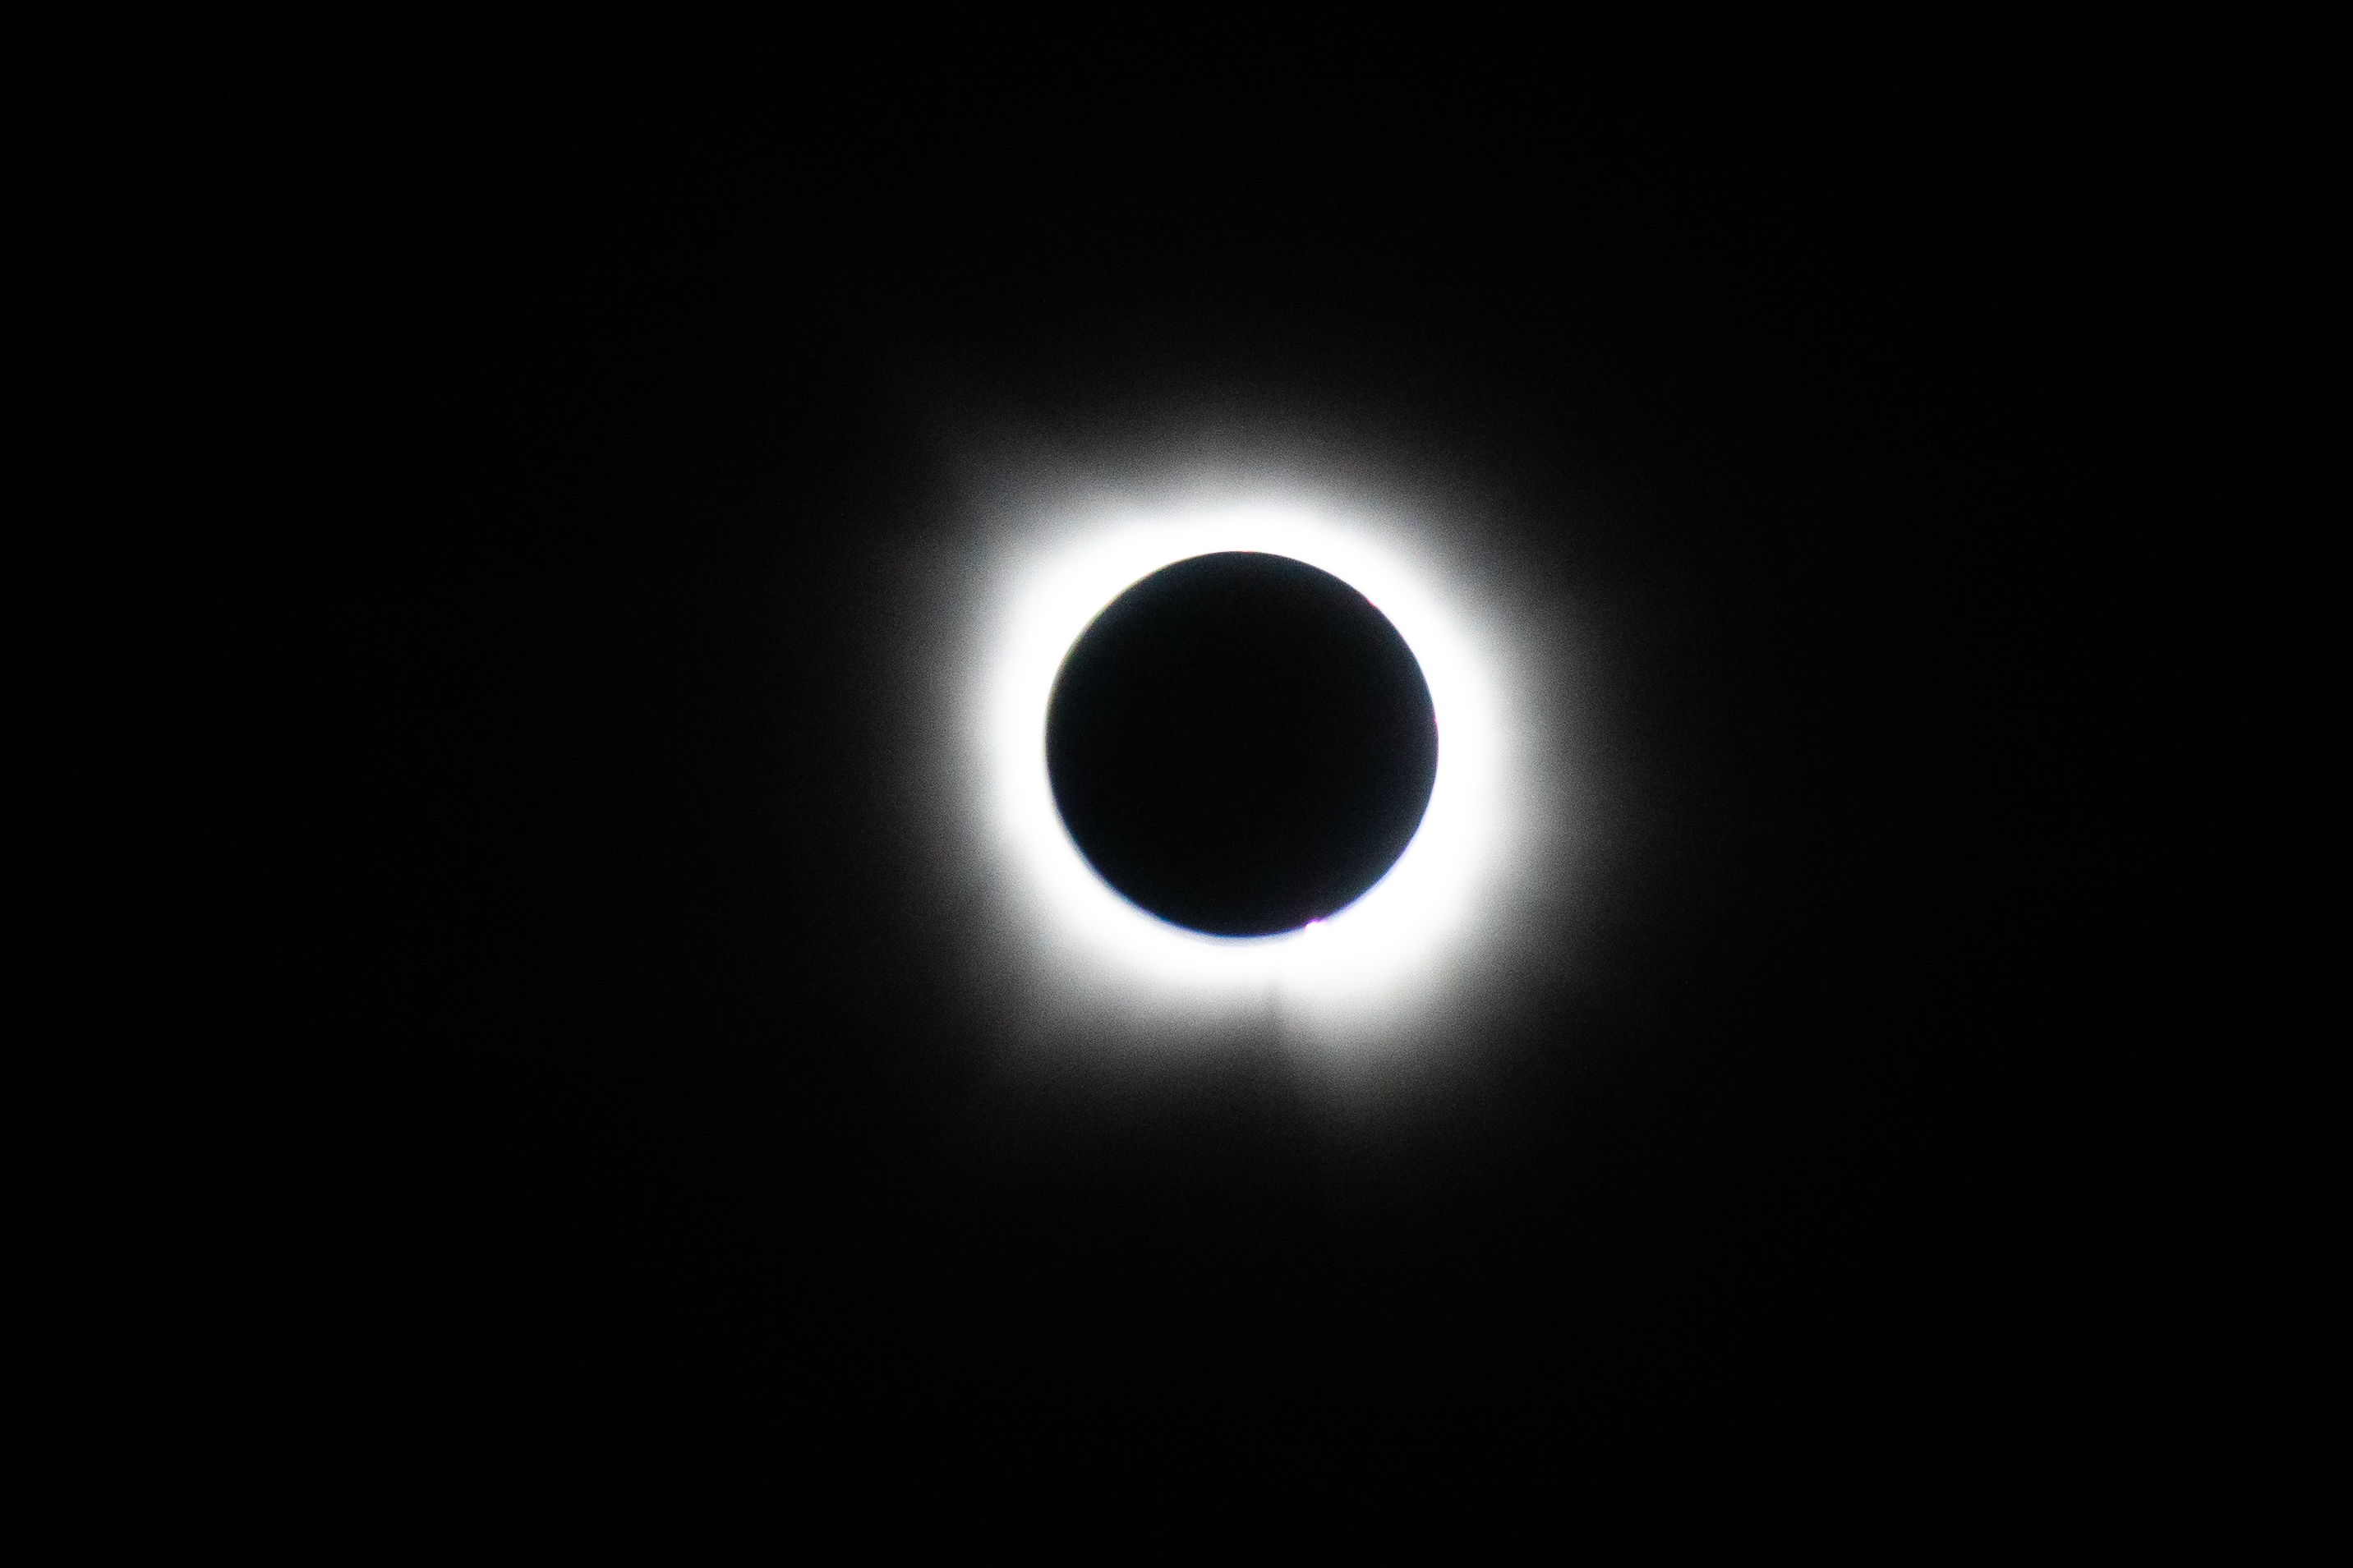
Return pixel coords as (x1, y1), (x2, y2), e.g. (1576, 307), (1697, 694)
(964, 498), (1536, 1046)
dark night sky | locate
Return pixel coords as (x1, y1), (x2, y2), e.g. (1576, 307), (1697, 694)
(309, 83), (2143, 1459)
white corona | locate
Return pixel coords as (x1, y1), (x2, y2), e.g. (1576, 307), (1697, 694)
(956, 492), (1560, 1054)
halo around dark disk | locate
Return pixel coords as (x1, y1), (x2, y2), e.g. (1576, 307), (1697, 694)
(1045, 551), (1439, 937)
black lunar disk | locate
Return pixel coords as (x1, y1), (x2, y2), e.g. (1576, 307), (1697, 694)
(1046, 551), (1439, 936)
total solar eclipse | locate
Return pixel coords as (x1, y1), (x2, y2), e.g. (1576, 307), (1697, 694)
(1046, 551), (1439, 936)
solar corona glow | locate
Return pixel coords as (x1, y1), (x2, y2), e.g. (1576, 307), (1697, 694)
(964, 496), (1548, 1050)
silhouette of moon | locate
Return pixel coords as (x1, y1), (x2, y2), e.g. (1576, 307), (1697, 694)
(1046, 551), (1439, 936)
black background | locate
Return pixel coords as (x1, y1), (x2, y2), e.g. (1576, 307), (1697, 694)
(308, 71), (2146, 1466)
